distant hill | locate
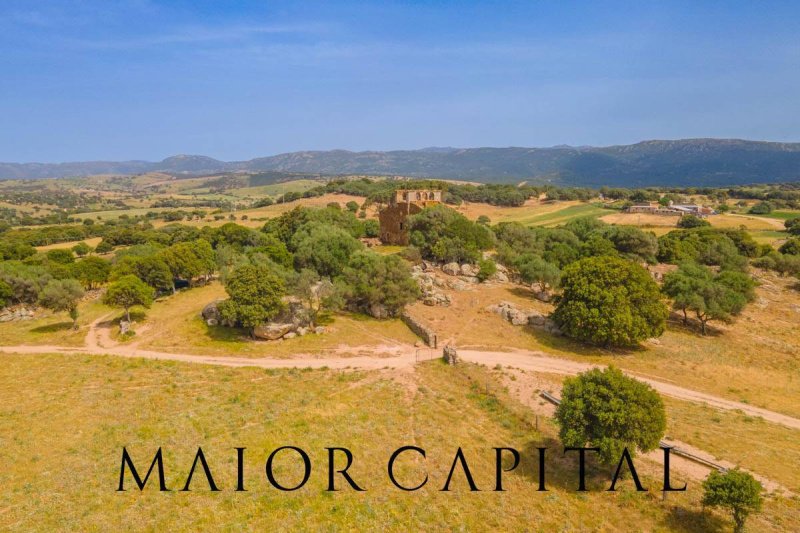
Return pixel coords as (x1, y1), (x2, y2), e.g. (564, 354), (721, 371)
(3, 139), (800, 187)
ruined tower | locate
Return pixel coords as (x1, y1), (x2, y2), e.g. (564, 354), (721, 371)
(378, 189), (442, 245)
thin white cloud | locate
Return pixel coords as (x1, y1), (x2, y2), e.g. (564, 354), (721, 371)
(63, 23), (328, 50)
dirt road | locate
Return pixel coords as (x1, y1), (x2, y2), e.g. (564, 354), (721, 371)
(2, 315), (799, 431)
(2, 341), (799, 431)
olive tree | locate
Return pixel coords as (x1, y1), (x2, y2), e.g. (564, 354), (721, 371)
(38, 279), (85, 329)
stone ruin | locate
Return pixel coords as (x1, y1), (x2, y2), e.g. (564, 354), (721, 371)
(442, 344), (459, 365)
(378, 189), (442, 245)
(486, 301), (563, 336)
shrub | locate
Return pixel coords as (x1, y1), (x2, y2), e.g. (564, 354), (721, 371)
(677, 214), (710, 228)
(476, 258), (497, 282)
(702, 469), (763, 533)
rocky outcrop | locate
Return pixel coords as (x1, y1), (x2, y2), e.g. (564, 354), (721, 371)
(201, 300), (229, 326)
(253, 322), (294, 340)
(414, 272), (451, 307)
(0, 306), (35, 322)
(442, 262), (461, 276)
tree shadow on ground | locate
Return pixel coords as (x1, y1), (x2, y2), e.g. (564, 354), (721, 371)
(666, 314), (723, 338)
(31, 321), (73, 334)
(507, 286), (538, 299)
(510, 437), (622, 493)
(203, 323), (250, 342)
(522, 325), (644, 358)
(662, 506), (727, 533)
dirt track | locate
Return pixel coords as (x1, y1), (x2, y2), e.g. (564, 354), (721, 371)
(2, 341), (800, 431)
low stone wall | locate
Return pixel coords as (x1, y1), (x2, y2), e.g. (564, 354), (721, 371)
(401, 311), (438, 348)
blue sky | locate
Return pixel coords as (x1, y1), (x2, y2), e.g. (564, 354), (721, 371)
(1, 1), (799, 162)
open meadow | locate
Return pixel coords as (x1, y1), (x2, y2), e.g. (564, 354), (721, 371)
(1, 353), (799, 532)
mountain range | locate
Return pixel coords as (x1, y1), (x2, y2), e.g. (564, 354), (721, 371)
(3, 139), (800, 187)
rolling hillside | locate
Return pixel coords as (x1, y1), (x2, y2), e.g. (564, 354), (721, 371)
(3, 138), (800, 187)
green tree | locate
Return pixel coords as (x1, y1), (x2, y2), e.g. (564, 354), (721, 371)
(662, 263), (754, 334)
(555, 367), (666, 466)
(677, 214), (710, 228)
(363, 219), (380, 238)
(291, 223), (362, 277)
(748, 201), (773, 215)
(71, 242), (92, 257)
(408, 205), (494, 264)
(46, 248), (75, 264)
(702, 469), (763, 533)
(785, 217), (800, 236)
(73, 256), (111, 289)
(476, 258), (497, 282)
(345, 201), (359, 213)
(336, 250), (420, 317)
(476, 215), (491, 226)
(596, 226), (659, 263)
(111, 255), (174, 294)
(95, 240), (114, 254)
(103, 275), (155, 322)
(514, 254), (561, 292)
(553, 256), (668, 347)
(160, 239), (216, 289)
(0, 279), (12, 308)
(38, 279), (84, 329)
(218, 264), (285, 336)
(778, 238), (800, 256)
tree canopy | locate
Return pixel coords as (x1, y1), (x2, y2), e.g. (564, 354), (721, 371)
(218, 264), (286, 335)
(38, 278), (84, 328)
(553, 256), (668, 347)
(702, 469), (763, 533)
(662, 263), (755, 334)
(408, 205), (494, 264)
(336, 250), (420, 317)
(555, 367), (666, 466)
(102, 275), (155, 322)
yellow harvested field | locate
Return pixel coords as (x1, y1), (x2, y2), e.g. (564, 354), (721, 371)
(36, 236), (103, 251)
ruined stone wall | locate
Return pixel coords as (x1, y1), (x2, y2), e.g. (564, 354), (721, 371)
(400, 310), (438, 348)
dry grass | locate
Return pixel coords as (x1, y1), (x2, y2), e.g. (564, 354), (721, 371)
(404, 271), (800, 418)
(664, 397), (800, 494)
(1, 354), (797, 531)
(0, 300), (109, 347)
(35, 236), (103, 251)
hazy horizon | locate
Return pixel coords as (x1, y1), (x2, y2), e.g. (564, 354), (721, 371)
(3, 1), (800, 162)
(7, 137), (800, 166)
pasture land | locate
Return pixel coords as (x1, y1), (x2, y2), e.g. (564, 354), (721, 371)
(1, 354), (797, 531)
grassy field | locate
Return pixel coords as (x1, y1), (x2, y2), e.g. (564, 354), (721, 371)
(406, 270), (800, 419)
(664, 397), (800, 494)
(0, 300), (109, 347)
(1, 353), (797, 531)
